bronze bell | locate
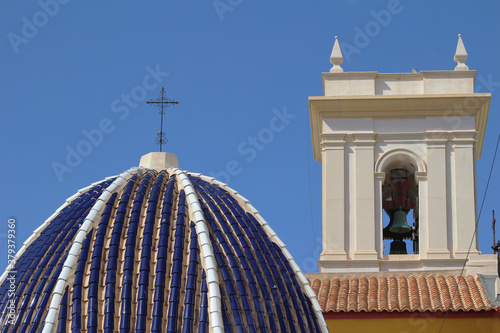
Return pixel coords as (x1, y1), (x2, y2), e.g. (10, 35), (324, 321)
(389, 239), (408, 254)
(389, 209), (412, 234)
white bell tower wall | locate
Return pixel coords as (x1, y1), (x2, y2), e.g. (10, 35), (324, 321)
(310, 36), (490, 273)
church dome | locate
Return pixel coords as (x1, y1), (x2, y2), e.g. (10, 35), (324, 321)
(0, 153), (327, 333)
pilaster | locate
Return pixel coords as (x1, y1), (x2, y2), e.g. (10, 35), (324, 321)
(320, 134), (348, 261)
(415, 171), (428, 258)
(353, 134), (377, 260)
(452, 132), (479, 257)
(425, 138), (451, 258)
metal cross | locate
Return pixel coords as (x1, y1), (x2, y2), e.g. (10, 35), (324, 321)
(146, 87), (179, 152)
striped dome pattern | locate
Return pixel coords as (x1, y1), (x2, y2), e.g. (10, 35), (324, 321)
(0, 167), (327, 333)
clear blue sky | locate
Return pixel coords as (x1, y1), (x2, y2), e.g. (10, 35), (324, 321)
(1, 1), (499, 272)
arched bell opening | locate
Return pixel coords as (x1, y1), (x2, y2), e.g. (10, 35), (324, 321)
(375, 149), (425, 256)
(382, 169), (419, 255)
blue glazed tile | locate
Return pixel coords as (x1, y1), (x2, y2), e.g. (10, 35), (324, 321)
(136, 299), (148, 316)
(107, 257), (117, 271)
(103, 313), (114, 329)
(110, 233), (122, 246)
(89, 270), (100, 284)
(124, 244), (136, 258)
(104, 297), (114, 314)
(72, 285), (82, 300)
(123, 257), (134, 271)
(152, 301), (163, 317)
(153, 286), (164, 301)
(144, 221), (155, 235)
(157, 246), (168, 260)
(121, 286), (132, 303)
(119, 312), (130, 331)
(87, 297), (98, 315)
(120, 298), (131, 315)
(141, 245), (152, 259)
(138, 273), (149, 286)
(172, 260), (183, 274)
(137, 285), (148, 300)
(104, 278), (116, 295)
(88, 282), (98, 298)
(166, 318), (177, 333)
(168, 287), (180, 306)
(173, 235), (185, 250)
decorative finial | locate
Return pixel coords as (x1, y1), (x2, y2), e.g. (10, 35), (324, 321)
(330, 36), (344, 73)
(454, 33), (469, 71)
(146, 87), (179, 152)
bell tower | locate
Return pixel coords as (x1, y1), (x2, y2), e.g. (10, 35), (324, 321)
(309, 35), (491, 272)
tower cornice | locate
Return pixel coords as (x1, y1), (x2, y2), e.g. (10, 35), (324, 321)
(309, 93), (491, 161)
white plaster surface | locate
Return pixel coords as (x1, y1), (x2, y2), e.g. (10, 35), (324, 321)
(323, 70), (476, 97)
(323, 118), (373, 133)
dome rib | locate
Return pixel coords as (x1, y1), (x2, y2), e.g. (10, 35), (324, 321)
(42, 167), (141, 333)
(172, 168), (224, 333)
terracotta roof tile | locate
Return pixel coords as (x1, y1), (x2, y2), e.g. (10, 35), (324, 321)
(399, 275), (410, 311)
(417, 275), (431, 311)
(326, 278), (339, 312)
(438, 275), (452, 309)
(307, 274), (495, 313)
(389, 275), (398, 310)
(368, 276), (378, 310)
(317, 278), (329, 309)
(358, 276), (369, 312)
(408, 275), (419, 310)
(429, 275), (444, 310)
(338, 278), (349, 311)
(379, 276), (389, 311)
(347, 278), (359, 311)
(458, 275), (473, 310)
(467, 275), (486, 309)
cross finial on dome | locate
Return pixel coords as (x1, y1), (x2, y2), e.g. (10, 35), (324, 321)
(330, 36), (344, 73)
(454, 34), (469, 71)
(146, 87), (179, 152)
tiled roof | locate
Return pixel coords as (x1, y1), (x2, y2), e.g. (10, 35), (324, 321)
(307, 274), (495, 313)
(0, 168), (327, 333)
